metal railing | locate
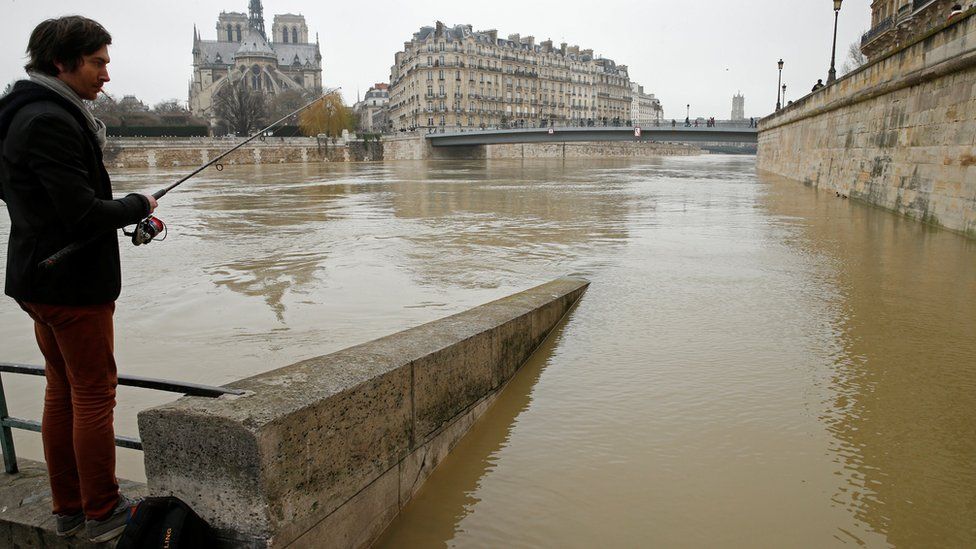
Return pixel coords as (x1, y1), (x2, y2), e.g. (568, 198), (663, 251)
(862, 16), (894, 46)
(0, 362), (244, 474)
(913, 0), (937, 12)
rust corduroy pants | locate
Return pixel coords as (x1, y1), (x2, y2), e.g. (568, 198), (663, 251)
(18, 301), (120, 521)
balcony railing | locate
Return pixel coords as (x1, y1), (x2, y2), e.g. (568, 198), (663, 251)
(861, 16), (894, 46)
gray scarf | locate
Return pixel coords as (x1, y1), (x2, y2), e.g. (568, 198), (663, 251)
(27, 71), (107, 150)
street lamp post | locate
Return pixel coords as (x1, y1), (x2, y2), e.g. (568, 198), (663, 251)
(828, 0), (843, 84)
(776, 59), (784, 110)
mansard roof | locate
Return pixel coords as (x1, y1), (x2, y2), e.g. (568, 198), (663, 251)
(409, 22), (606, 63)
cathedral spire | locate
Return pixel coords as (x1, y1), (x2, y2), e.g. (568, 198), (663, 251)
(248, 0), (266, 37)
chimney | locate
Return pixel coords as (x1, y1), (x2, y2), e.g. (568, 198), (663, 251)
(485, 29), (498, 42)
(560, 42), (567, 55)
(508, 33), (520, 43)
(541, 39), (553, 52)
(524, 35), (535, 47)
(568, 45), (580, 56)
(435, 20), (444, 37)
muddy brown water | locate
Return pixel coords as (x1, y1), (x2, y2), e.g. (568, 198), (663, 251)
(1, 157), (973, 547)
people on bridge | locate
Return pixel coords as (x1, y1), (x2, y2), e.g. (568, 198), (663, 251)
(0, 16), (156, 543)
(812, 79), (825, 92)
(672, 119), (677, 127)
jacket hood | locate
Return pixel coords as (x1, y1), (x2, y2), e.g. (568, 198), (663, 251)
(0, 80), (83, 140)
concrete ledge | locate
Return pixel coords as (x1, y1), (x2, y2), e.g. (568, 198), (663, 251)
(138, 277), (589, 547)
(0, 459), (146, 547)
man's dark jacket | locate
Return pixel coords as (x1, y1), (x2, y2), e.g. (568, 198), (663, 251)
(0, 81), (150, 305)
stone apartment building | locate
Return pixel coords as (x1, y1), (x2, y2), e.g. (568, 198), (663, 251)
(630, 83), (663, 126)
(188, 0), (322, 123)
(861, 0), (973, 60)
(388, 22), (635, 131)
(354, 83), (390, 133)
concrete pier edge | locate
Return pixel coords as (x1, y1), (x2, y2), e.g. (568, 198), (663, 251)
(136, 277), (589, 547)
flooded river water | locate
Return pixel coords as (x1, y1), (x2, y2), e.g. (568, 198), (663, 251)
(1, 156), (974, 547)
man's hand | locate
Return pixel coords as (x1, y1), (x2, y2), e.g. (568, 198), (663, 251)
(145, 194), (158, 213)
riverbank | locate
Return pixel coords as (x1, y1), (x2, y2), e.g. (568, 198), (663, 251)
(103, 137), (383, 169)
(757, 8), (976, 238)
(102, 134), (705, 168)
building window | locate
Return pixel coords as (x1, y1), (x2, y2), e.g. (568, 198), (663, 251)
(227, 25), (233, 42)
(235, 25), (241, 42)
(292, 28), (298, 43)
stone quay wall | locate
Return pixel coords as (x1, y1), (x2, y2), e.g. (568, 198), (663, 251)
(484, 141), (701, 159)
(138, 278), (589, 548)
(103, 137), (383, 169)
(382, 133), (702, 160)
(757, 9), (976, 237)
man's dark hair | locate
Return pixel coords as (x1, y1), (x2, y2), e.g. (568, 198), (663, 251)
(24, 16), (111, 76)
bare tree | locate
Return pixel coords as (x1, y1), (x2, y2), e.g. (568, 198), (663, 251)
(153, 99), (188, 114)
(842, 40), (868, 75)
(214, 79), (267, 136)
(268, 89), (312, 121)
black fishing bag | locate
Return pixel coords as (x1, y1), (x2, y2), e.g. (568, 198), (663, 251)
(116, 496), (217, 549)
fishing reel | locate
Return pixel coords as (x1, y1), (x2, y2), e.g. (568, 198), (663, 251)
(124, 216), (167, 246)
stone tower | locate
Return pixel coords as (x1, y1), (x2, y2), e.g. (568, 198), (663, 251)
(731, 92), (745, 121)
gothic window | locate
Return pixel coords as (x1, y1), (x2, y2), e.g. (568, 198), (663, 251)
(235, 25), (242, 42)
(292, 28), (298, 43)
(282, 28), (288, 43)
(226, 25), (233, 42)
(251, 65), (261, 89)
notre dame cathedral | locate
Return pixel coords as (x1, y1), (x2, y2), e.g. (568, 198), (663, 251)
(189, 0), (323, 122)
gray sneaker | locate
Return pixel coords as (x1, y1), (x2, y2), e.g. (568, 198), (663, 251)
(86, 494), (141, 543)
(55, 512), (84, 536)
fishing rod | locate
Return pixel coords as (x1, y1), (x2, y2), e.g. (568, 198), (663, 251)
(38, 87), (340, 270)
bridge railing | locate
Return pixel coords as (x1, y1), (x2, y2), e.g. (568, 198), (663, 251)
(0, 361), (243, 474)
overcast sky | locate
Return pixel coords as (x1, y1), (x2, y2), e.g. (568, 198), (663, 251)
(2, 0), (872, 119)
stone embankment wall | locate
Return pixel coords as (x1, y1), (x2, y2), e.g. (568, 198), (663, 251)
(139, 278), (589, 548)
(484, 141), (701, 159)
(103, 137), (383, 169)
(757, 9), (976, 237)
(382, 133), (702, 160)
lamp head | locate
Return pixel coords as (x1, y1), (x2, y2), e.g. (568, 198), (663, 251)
(834, 0), (842, 11)
(778, 59), (784, 69)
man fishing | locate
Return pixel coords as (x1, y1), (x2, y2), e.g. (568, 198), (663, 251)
(0, 16), (156, 542)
